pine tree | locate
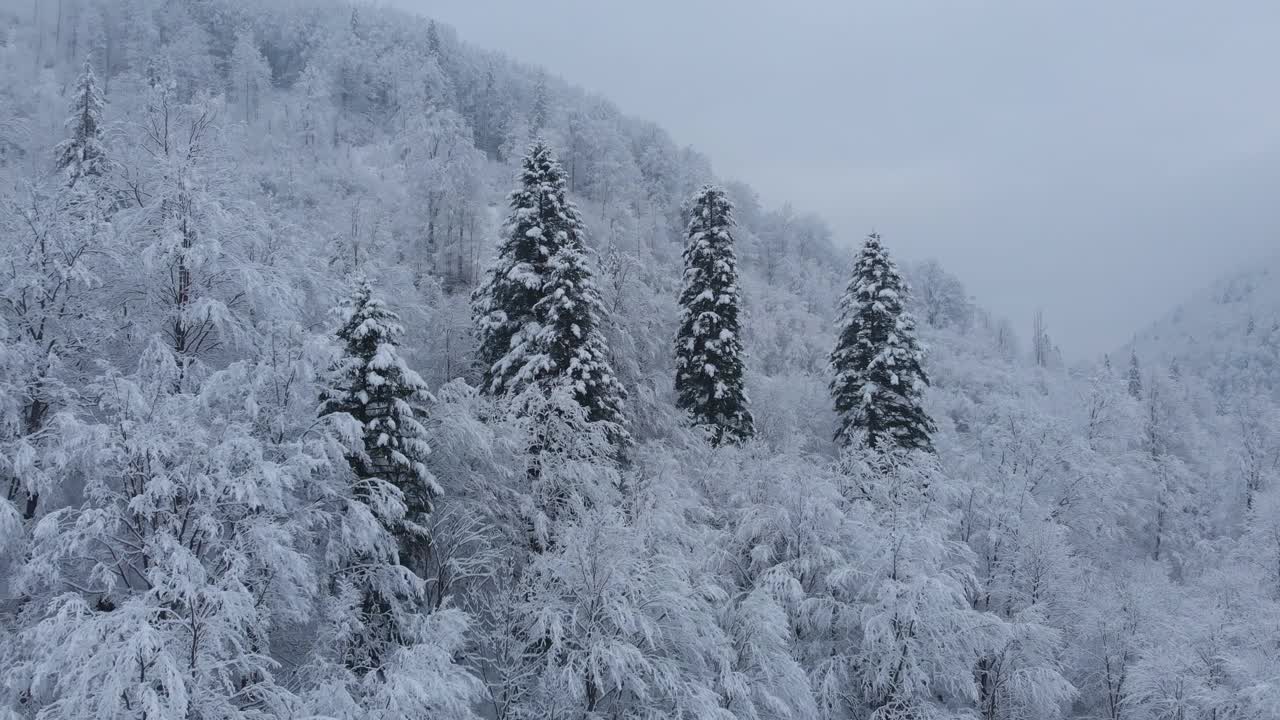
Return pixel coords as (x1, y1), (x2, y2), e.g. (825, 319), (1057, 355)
(54, 56), (108, 187)
(426, 19), (442, 59)
(323, 278), (441, 575)
(829, 232), (935, 452)
(1128, 350), (1143, 399)
(674, 184), (754, 445)
(472, 141), (627, 440)
(313, 280), (480, 714)
(320, 278), (437, 677)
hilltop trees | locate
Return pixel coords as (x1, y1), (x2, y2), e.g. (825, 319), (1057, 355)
(829, 232), (935, 452)
(674, 184), (754, 445)
(5, 4), (1280, 720)
(471, 141), (627, 440)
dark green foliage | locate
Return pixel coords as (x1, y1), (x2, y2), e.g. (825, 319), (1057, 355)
(472, 141), (627, 442)
(674, 185), (754, 445)
(830, 233), (935, 452)
(321, 278), (442, 674)
(54, 57), (109, 187)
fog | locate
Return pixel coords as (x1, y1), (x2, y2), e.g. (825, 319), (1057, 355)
(387, 0), (1279, 357)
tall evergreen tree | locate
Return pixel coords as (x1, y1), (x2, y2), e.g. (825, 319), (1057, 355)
(315, 279), (480, 708)
(320, 279), (436, 678)
(472, 141), (627, 440)
(426, 20), (442, 58)
(320, 274), (440, 671)
(323, 278), (441, 578)
(829, 232), (935, 452)
(54, 56), (108, 187)
(1127, 349), (1144, 399)
(674, 184), (754, 445)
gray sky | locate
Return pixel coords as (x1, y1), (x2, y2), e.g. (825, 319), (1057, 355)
(389, 0), (1280, 357)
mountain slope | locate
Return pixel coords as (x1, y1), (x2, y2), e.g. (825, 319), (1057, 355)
(0, 2), (1278, 720)
(1130, 254), (1280, 399)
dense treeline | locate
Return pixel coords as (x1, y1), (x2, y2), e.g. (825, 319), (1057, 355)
(2, 2), (1279, 719)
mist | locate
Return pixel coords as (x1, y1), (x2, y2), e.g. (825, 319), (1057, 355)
(388, 0), (1280, 357)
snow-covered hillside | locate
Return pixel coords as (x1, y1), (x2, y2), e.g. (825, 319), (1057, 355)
(1, 2), (1278, 720)
(1130, 255), (1280, 400)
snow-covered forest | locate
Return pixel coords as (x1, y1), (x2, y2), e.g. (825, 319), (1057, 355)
(2, 1), (1279, 719)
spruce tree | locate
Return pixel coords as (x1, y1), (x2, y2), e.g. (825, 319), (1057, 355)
(318, 279), (480, 692)
(531, 75), (550, 133)
(426, 20), (442, 58)
(54, 57), (108, 187)
(829, 232), (935, 452)
(1127, 350), (1143, 398)
(472, 141), (627, 440)
(323, 278), (441, 571)
(674, 184), (754, 445)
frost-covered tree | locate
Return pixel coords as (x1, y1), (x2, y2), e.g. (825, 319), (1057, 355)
(308, 280), (483, 716)
(844, 449), (1006, 720)
(322, 278), (441, 577)
(3, 5), (1280, 720)
(910, 259), (972, 330)
(398, 105), (485, 287)
(465, 392), (736, 720)
(1127, 350), (1143, 399)
(674, 184), (754, 445)
(508, 505), (708, 718)
(472, 140), (627, 439)
(1233, 397), (1280, 511)
(829, 232), (935, 452)
(699, 444), (844, 720)
(228, 28), (271, 124)
(54, 56), (108, 187)
(0, 183), (109, 521)
(1139, 370), (1201, 564)
(9, 341), (319, 720)
(303, 461), (482, 720)
(295, 62), (330, 154)
(1032, 310), (1054, 368)
(116, 83), (301, 381)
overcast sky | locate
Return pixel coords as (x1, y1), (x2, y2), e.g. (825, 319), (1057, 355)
(388, 0), (1279, 357)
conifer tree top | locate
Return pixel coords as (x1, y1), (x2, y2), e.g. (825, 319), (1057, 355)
(335, 278), (404, 349)
(1127, 349), (1143, 398)
(325, 277), (440, 510)
(55, 56), (108, 187)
